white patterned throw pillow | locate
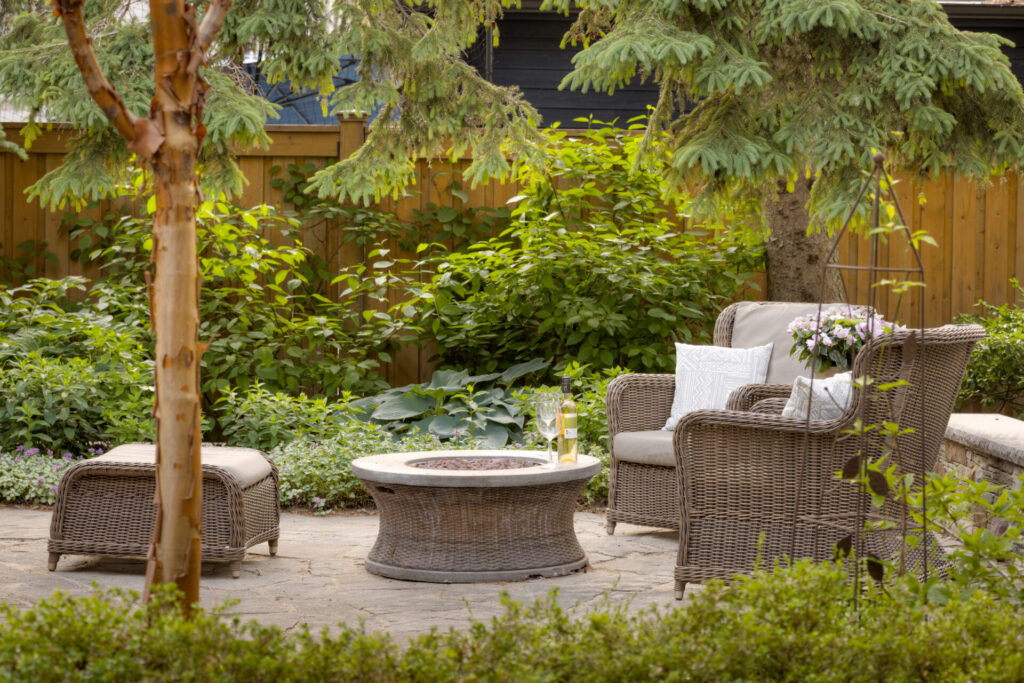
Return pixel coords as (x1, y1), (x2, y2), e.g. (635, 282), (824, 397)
(662, 342), (773, 430)
(781, 372), (853, 421)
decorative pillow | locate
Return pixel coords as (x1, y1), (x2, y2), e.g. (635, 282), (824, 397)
(663, 342), (773, 430)
(781, 372), (853, 421)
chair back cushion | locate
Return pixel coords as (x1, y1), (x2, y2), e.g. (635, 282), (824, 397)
(729, 301), (853, 384)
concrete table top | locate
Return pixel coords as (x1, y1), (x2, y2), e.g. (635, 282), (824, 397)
(351, 450), (601, 487)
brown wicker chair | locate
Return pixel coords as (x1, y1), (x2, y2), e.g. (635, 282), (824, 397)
(672, 324), (984, 598)
(605, 301), (853, 534)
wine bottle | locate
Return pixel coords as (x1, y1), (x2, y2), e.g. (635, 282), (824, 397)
(556, 376), (578, 464)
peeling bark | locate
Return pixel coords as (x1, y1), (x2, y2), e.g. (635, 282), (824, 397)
(56, 0), (231, 613)
(764, 177), (845, 303)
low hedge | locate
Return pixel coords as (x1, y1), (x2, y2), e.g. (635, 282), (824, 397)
(3, 561), (1023, 681)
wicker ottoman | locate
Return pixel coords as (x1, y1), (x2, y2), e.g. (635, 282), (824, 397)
(47, 444), (280, 578)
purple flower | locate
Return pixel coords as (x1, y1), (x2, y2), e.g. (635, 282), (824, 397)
(820, 333), (834, 347)
(806, 338), (817, 351)
(54, 464), (63, 471)
(63, 453), (73, 460)
(36, 476), (44, 484)
(15, 445), (24, 453)
(24, 448), (39, 456)
(50, 486), (58, 494)
(46, 450), (53, 456)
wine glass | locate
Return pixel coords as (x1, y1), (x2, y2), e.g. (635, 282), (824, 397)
(535, 393), (561, 464)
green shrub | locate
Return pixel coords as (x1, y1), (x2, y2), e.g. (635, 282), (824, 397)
(0, 278), (153, 452)
(397, 121), (763, 375)
(216, 382), (358, 452)
(271, 424), (448, 511)
(956, 281), (1024, 417)
(4, 563), (1024, 681)
(70, 189), (394, 408)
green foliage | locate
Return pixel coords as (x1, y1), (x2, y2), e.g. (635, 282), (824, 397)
(5, 563), (1024, 681)
(72, 186), (392, 407)
(956, 282), (1024, 417)
(216, 382), (356, 453)
(0, 277), (153, 452)
(271, 425), (447, 511)
(400, 121), (762, 374)
(0, 448), (87, 506)
(351, 360), (549, 448)
(915, 472), (1024, 605)
(550, 0), (1024, 226)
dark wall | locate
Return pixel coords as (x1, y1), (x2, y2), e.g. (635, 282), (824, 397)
(469, 9), (1024, 128)
(471, 11), (659, 127)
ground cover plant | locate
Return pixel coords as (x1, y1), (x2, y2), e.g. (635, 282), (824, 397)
(3, 560), (1024, 681)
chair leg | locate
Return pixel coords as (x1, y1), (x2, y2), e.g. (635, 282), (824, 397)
(230, 560), (242, 579)
(606, 520), (617, 536)
(674, 580), (686, 600)
(268, 538), (278, 556)
(47, 552), (60, 571)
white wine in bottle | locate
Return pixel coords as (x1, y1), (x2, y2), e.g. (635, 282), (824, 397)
(556, 376), (578, 464)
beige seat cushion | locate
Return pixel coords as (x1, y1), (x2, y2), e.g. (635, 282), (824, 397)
(99, 443), (272, 489)
(731, 301), (849, 384)
(613, 430), (675, 467)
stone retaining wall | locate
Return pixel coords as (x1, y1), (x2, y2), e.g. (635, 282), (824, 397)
(935, 414), (1024, 489)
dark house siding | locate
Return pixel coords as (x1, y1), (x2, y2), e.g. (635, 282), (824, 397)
(468, 11), (659, 127)
(252, 4), (1024, 127)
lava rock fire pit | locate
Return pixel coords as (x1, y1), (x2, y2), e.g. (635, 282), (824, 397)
(351, 450), (601, 583)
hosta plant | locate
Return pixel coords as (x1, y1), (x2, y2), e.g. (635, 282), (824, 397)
(351, 359), (549, 447)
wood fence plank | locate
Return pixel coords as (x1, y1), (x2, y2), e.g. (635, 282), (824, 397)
(984, 176), (1011, 306)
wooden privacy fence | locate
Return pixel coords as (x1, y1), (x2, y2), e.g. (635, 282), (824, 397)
(2, 119), (1022, 385)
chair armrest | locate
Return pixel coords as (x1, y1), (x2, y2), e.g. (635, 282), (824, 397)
(606, 374), (675, 436)
(725, 383), (793, 412)
(750, 397), (788, 414)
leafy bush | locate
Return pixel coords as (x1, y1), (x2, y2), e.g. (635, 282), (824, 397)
(956, 281), (1024, 417)
(0, 278), (153, 452)
(0, 449), (88, 505)
(397, 121), (763, 375)
(4, 563), (1024, 681)
(75, 195), (391, 404)
(216, 382), (357, 452)
(271, 424), (449, 511)
(352, 360), (548, 448)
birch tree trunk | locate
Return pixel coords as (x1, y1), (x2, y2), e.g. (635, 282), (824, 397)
(56, 0), (231, 612)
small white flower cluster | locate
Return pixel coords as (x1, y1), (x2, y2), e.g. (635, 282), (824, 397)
(788, 306), (905, 372)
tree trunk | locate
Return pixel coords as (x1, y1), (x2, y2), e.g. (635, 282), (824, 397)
(763, 177), (844, 303)
(143, 0), (205, 611)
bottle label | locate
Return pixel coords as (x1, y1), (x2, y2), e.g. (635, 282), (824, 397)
(564, 428), (578, 439)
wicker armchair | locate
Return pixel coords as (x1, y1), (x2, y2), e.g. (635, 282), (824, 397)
(672, 324), (984, 598)
(605, 301), (851, 534)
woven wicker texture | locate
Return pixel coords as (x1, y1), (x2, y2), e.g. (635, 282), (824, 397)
(673, 324), (984, 595)
(48, 449), (280, 577)
(364, 479), (587, 574)
(605, 302), (799, 533)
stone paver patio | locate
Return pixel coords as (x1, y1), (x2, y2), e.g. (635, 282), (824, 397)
(0, 506), (684, 641)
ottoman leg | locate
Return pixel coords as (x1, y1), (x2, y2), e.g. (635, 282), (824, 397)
(230, 560), (242, 579)
(268, 538), (278, 556)
(606, 520), (616, 536)
(674, 580), (686, 600)
(48, 552), (60, 571)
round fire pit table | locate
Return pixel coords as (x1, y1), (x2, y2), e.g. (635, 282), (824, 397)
(352, 450), (601, 583)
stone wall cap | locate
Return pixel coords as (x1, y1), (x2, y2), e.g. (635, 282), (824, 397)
(945, 414), (1024, 468)
(352, 450), (601, 487)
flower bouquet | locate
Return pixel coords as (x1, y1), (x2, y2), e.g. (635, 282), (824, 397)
(787, 306), (905, 372)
